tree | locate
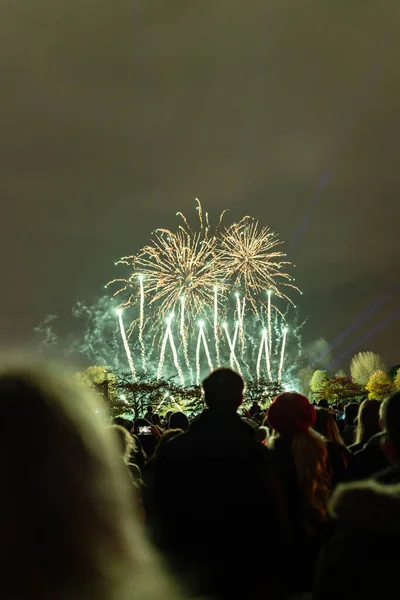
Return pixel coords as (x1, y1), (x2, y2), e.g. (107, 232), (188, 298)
(389, 364), (400, 381)
(76, 365), (120, 414)
(76, 365), (110, 386)
(366, 370), (394, 401)
(310, 370), (329, 393)
(297, 367), (314, 395)
(244, 378), (283, 405)
(393, 369), (400, 392)
(350, 351), (386, 385)
(315, 377), (365, 404)
(335, 369), (347, 378)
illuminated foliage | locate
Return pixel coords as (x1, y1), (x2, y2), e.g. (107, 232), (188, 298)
(366, 370), (394, 401)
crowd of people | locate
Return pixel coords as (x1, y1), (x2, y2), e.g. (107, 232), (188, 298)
(1, 360), (399, 600)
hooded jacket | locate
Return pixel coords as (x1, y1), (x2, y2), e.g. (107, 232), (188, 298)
(315, 478), (400, 600)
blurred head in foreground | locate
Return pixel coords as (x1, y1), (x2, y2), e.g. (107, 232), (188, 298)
(0, 360), (179, 600)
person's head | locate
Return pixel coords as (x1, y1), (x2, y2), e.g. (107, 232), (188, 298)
(0, 361), (178, 600)
(151, 413), (161, 427)
(154, 429), (183, 459)
(318, 399), (329, 409)
(202, 368), (245, 414)
(169, 411), (190, 432)
(384, 392), (400, 461)
(355, 399), (382, 445)
(268, 393), (329, 519)
(113, 416), (133, 430)
(313, 408), (344, 445)
(379, 397), (390, 429)
(267, 392), (316, 438)
(145, 405), (153, 415)
(344, 402), (359, 426)
(110, 424), (135, 463)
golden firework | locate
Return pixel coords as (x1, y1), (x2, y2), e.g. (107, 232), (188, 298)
(107, 200), (227, 329)
(218, 216), (299, 314)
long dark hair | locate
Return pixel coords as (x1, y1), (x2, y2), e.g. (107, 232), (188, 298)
(313, 408), (345, 446)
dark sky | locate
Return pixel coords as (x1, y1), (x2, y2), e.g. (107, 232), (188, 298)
(1, 1), (399, 369)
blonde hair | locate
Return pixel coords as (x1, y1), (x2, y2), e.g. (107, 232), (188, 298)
(111, 424), (136, 462)
(291, 429), (331, 521)
(0, 361), (180, 600)
(354, 399), (381, 445)
(268, 428), (330, 522)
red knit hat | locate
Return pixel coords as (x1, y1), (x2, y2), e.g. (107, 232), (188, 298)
(267, 392), (316, 437)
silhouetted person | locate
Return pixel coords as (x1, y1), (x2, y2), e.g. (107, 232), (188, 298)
(349, 399), (381, 453)
(342, 402), (359, 446)
(169, 411), (190, 431)
(313, 407), (350, 486)
(267, 393), (331, 595)
(144, 405), (153, 422)
(317, 399), (329, 409)
(315, 392), (400, 600)
(345, 399), (390, 481)
(249, 400), (262, 417)
(152, 368), (289, 599)
(375, 391), (400, 483)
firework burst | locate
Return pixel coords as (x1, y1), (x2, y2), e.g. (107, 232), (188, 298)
(107, 200), (227, 333)
(107, 201), (300, 384)
(218, 217), (300, 315)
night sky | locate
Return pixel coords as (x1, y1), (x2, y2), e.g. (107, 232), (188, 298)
(1, 1), (399, 369)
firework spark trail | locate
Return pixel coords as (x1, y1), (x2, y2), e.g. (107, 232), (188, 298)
(117, 310), (137, 382)
(157, 321), (171, 380)
(267, 291), (272, 352)
(223, 322), (241, 373)
(196, 327), (202, 385)
(235, 294), (246, 356)
(156, 399), (166, 412)
(235, 292), (241, 323)
(156, 392), (170, 412)
(278, 327), (288, 382)
(180, 296), (193, 383)
(167, 326), (185, 386)
(200, 324), (213, 372)
(138, 275), (146, 372)
(264, 329), (272, 381)
(256, 330), (266, 381)
(213, 286), (220, 367)
(223, 324), (234, 370)
(232, 322), (242, 374)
